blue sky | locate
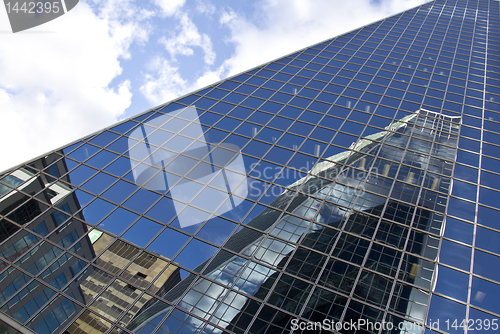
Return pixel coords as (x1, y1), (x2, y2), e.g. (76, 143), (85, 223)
(0, 0), (428, 172)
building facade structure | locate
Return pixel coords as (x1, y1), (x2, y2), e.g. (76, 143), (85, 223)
(0, 0), (499, 333)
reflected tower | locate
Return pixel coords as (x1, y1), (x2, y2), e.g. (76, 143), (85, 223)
(126, 109), (460, 333)
(1, 0), (499, 333)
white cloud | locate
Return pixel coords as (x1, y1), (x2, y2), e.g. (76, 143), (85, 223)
(219, 0), (430, 76)
(140, 10), (219, 106)
(160, 12), (215, 65)
(0, 1), (150, 172)
(196, 0), (216, 15)
(193, 70), (221, 90)
(140, 56), (222, 106)
(152, 0), (186, 17)
(140, 57), (188, 105)
(93, 0), (154, 58)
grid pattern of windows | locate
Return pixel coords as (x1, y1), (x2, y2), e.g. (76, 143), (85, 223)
(0, 0), (499, 333)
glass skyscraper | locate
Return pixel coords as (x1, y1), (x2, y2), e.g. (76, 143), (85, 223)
(1, 0), (499, 333)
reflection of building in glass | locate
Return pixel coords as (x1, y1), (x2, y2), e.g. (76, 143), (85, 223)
(0, 155), (181, 334)
(1, 0), (500, 333)
(0, 155), (95, 333)
(65, 232), (181, 334)
(127, 110), (459, 333)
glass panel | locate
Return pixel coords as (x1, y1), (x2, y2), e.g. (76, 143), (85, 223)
(476, 227), (500, 256)
(473, 250), (500, 282)
(147, 227), (190, 259)
(80, 172), (116, 195)
(82, 199), (116, 225)
(173, 238), (218, 271)
(443, 218), (473, 245)
(122, 189), (160, 214)
(85, 150), (119, 169)
(426, 295), (466, 333)
(121, 218), (163, 247)
(66, 164), (98, 186)
(29, 295), (82, 334)
(433, 265), (469, 302)
(67, 144), (100, 162)
(97, 208), (138, 236)
(468, 308), (500, 332)
(194, 216), (237, 246)
(439, 239), (471, 271)
(471, 276), (500, 316)
(101, 180), (137, 204)
(144, 197), (178, 225)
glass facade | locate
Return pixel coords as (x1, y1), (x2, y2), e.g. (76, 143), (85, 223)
(0, 0), (499, 333)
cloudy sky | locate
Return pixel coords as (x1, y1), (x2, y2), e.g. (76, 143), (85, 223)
(0, 0), (428, 172)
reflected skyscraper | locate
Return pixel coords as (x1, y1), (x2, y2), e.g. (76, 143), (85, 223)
(1, 0), (499, 333)
(124, 109), (459, 334)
